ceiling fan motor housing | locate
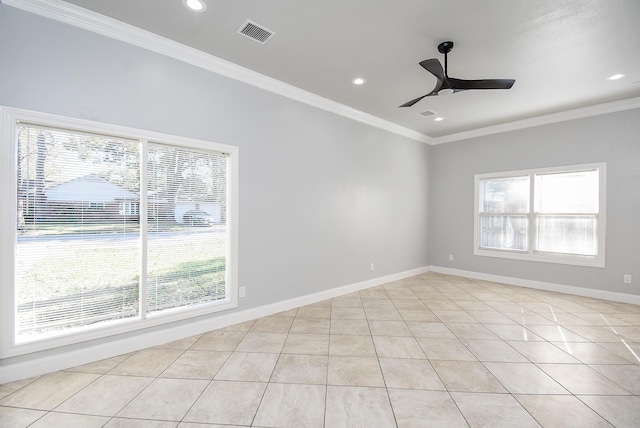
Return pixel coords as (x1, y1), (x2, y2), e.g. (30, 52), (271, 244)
(437, 41), (454, 54)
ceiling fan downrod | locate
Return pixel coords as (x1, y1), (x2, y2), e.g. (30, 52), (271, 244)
(438, 41), (454, 78)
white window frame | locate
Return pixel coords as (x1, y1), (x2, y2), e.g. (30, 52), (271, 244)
(474, 163), (606, 268)
(0, 107), (239, 358)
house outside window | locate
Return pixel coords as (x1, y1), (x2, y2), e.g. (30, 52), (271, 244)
(474, 163), (606, 267)
(0, 107), (238, 358)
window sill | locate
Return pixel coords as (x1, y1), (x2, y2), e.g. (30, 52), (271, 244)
(474, 248), (605, 268)
(3, 298), (238, 359)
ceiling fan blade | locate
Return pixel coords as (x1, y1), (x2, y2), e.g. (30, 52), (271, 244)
(399, 59), (447, 107)
(448, 78), (515, 90)
(419, 58), (445, 82)
(399, 94), (432, 108)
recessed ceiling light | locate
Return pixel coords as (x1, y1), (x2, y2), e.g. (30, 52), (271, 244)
(352, 77), (366, 85)
(606, 73), (626, 81)
(434, 117), (444, 122)
(182, 0), (207, 12)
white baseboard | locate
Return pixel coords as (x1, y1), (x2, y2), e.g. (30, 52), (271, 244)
(6, 264), (636, 384)
(0, 266), (429, 384)
(429, 265), (640, 306)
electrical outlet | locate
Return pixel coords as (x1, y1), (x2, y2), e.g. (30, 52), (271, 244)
(239, 286), (246, 297)
(624, 274), (632, 284)
(370, 263), (375, 271)
(448, 254), (454, 262)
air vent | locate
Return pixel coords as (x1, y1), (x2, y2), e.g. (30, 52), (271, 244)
(419, 110), (437, 117)
(237, 20), (275, 44)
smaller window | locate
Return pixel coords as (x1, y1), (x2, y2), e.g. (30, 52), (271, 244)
(89, 202), (105, 210)
(474, 163), (606, 267)
(119, 202), (139, 216)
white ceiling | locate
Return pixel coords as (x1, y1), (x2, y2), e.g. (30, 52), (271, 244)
(30, 0), (640, 139)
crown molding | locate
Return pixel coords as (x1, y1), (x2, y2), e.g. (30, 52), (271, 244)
(1, 0), (432, 144)
(431, 96), (640, 145)
(5, 0), (636, 147)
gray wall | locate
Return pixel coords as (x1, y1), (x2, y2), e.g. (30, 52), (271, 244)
(429, 108), (640, 296)
(0, 5), (430, 364)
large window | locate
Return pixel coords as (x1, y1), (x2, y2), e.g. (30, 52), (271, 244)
(474, 164), (606, 267)
(1, 108), (238, 357)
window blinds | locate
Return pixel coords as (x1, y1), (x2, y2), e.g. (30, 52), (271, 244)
(146, 143), (228, 313)
(16, 125), (141, 339)
(15, 124), (228, 342)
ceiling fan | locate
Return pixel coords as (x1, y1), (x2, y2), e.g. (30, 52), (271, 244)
(399, 41), (515, 108)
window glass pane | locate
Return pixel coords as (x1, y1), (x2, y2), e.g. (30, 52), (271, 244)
(479, 176), (529, 213)
(146, 144), (227, 313)
(479, 215), (528, 251)
(16, 125), (140, 341)
(535, 170), (599, 213)
(536, 215), (597, 256)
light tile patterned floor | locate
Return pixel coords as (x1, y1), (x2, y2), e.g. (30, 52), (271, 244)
(2, 272), (640, 427)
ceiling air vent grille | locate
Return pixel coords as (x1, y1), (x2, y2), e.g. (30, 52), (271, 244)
(419, 110), (437, 117)
(238, 20), (275, 44)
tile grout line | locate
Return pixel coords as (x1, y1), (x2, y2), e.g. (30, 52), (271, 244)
(174, 332), (241, 425)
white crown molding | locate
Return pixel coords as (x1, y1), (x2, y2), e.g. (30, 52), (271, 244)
(4, 0), (638, 147)
(1, 0), (432, 144)
(432, 96), (640, 145)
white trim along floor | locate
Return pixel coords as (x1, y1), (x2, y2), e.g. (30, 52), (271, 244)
(1, 272), (639, 427)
